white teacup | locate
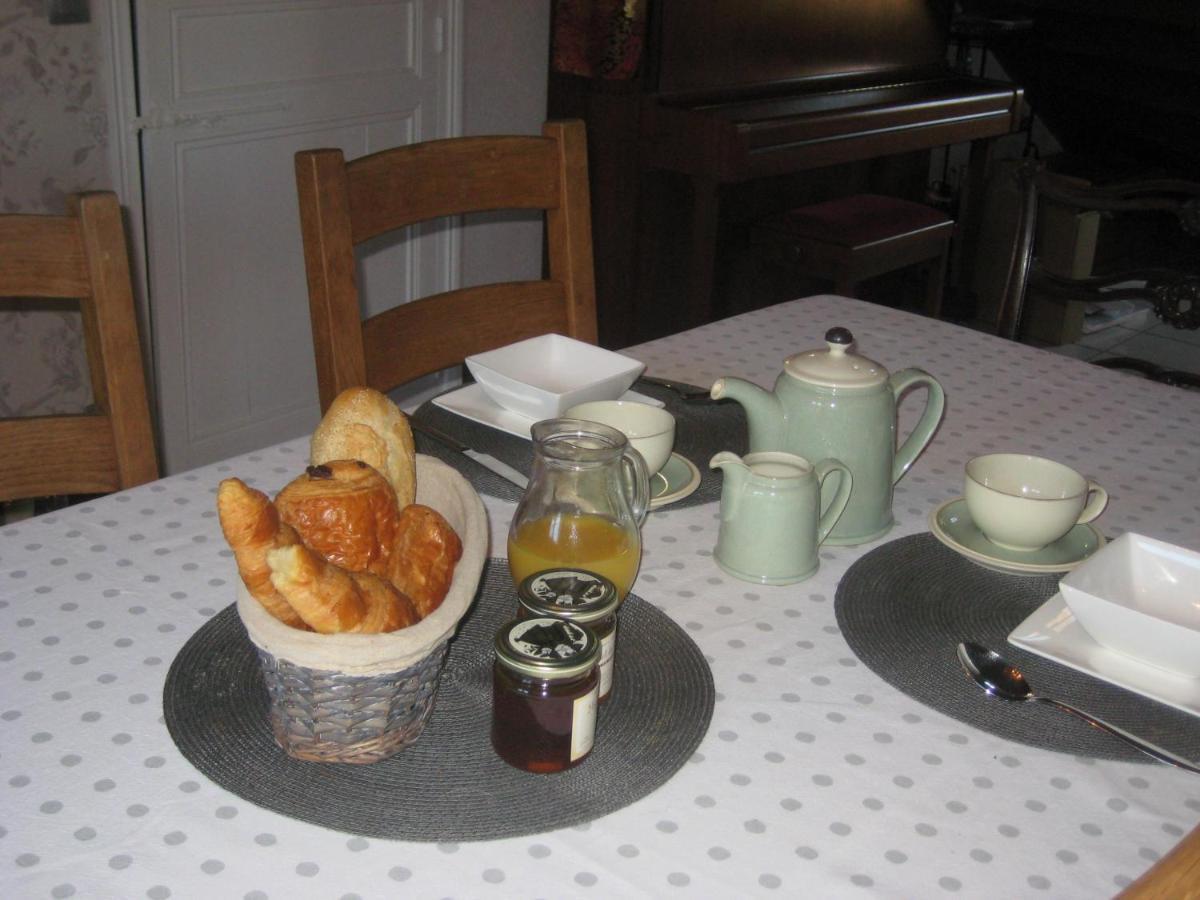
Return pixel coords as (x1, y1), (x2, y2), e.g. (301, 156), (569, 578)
(565, 400), (676, 476)
(964, 453), (1108, 552)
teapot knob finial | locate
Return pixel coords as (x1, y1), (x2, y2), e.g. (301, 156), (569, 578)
(824, 326), (854, 348)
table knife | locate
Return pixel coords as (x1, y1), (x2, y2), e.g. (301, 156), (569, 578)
(637, 375), (724, 402)
(411, 420), (529, 490)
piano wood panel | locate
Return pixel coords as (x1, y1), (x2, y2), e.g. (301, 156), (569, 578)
(549, 0), (1024, 348)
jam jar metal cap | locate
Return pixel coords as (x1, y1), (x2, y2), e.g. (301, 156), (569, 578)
(517, 569), (619, 623)
(494, 617), (600, 680)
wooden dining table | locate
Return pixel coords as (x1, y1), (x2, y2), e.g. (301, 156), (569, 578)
(3, 295), (1199, 899)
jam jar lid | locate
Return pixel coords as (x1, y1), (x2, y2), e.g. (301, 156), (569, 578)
(494, 617), (600, 680)
(517, 569), (619, 623)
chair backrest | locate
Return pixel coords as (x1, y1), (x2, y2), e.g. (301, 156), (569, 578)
(295, 119), (599, 412)
(0, 192), (159, 502)
(995, 161), (1200, 341)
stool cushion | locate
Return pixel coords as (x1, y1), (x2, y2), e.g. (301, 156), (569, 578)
(765, 194), (952, 249)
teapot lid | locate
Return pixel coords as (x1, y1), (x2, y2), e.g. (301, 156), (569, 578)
(783, 327), (887, 389)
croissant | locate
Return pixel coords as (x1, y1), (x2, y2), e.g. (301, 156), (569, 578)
(310, 387), (417, 507)
(216, 478), (308, 629)
(389, 504), (463, 619)
(274, 460), (400, 579)
(267, 543), (420, 634)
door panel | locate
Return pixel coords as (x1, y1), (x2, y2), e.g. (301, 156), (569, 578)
(135, 0), (460, 472)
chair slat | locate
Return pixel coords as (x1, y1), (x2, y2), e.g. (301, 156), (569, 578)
(346, 136), (561, 243)
(0, 417), (121, 500)
(0, 216), (90, 297)
(361, 281), (570, 392)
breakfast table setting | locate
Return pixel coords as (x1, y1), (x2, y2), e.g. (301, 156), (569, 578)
(3, 293), (1200, 899)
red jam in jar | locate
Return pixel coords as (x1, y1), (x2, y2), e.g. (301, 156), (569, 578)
(516, 569), (620, 703)
(491, 617), (600, 773)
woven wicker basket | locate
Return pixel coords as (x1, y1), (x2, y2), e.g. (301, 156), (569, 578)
(236, 455), (488, 764)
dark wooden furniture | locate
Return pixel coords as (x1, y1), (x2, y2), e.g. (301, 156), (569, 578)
(752, 194), (954, 318)
(294, 120), (598, 412)
(0, 192), (159, 503)
(996, 160), (1200, 387)
(997, 162), (1200, 338)
(550, 0), (1024, 347)
(976, 1), (1200, 180)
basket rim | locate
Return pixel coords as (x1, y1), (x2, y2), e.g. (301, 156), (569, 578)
(236, 454), (489, 676)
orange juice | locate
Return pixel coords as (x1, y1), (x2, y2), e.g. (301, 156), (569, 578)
(507, 513), (640, 599)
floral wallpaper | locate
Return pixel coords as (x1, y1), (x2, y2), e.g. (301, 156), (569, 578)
(0, 1), (112, 416)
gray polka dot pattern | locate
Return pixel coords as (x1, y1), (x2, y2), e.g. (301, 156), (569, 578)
(2, 296), (1198, 897)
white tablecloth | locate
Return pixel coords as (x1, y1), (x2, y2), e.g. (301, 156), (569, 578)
(4, 295), (1199, 899)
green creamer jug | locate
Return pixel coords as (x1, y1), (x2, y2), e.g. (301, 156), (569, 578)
(710, 451), (852, 585)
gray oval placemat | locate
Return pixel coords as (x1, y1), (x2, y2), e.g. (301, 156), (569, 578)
(411, 378), (747, 508)
(163, 558), (715, 841)
(834, 534), (1200, 762)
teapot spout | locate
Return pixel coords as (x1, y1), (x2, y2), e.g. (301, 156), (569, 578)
(711, 376), (783, 448)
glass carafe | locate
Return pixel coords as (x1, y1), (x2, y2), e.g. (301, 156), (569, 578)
(507, 418), (650, 600)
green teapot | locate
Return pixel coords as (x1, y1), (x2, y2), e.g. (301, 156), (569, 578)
(711, 327), (944, 545)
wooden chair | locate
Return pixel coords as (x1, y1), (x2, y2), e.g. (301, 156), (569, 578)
(0, 192), (159, 505)
(996, 161), (1200, 381)
(1118, 821), (1200, 899)
(752, 194), (955, 318)
(294, 119), (599, 412)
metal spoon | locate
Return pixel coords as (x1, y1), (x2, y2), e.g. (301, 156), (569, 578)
(956, 642), (1200, 774)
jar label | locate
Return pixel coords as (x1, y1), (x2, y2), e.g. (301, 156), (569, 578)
(507, 618), (589, 660)
(570, 684), (598, 761)
(530, 570), (610, 608)
(598, 629), (615, 697)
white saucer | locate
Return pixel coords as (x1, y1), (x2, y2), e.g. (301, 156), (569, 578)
(432, 383), (664, 439)
(929, 498), (1106, 577)
(650, 453), (701, 510)
(1009, 593), (1200, 717)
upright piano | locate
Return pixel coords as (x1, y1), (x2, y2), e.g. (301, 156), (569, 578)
(548, 0), (1025, 346)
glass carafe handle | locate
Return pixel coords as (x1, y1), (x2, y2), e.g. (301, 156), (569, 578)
(621, 447), (651, 526)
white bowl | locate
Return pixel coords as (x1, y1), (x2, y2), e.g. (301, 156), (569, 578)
(1059, 532), (1200, 678)
(466, 334), (644, 420)
(565, 399), (676, 476)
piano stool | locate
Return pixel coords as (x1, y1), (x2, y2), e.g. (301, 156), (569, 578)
(752, 194), (955, 318)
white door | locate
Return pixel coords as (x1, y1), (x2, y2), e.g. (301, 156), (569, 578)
(134, 0), (462, 472)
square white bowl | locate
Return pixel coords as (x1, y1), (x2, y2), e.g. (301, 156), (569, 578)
(1059, 532), (1200, 678)
(465, 333), (645, 420)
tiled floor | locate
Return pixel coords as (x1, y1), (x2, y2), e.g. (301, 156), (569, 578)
(1034, 307), (1200, 378)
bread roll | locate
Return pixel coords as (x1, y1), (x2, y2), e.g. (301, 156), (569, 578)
(311, 387), (416, 507)
(267, 543), (419, 634)
(216, 478), (308, 629)
(274, 460), (400, 579)
(389, 504), (463, 619)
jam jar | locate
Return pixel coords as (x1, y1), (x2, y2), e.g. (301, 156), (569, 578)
(517, 569), (620, 703)
(492, 617), (600, 773)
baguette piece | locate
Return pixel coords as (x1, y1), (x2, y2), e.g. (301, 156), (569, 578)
(389, 504), (463, 619)
(267, 543), (420, 634)
(311, 387), (417, 507)
(216, 478), (307, 629)
(274, 460), (399, 579)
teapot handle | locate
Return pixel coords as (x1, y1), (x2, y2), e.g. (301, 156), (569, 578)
(889, 368), (946, 485)
(620, 446), (651, 526)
